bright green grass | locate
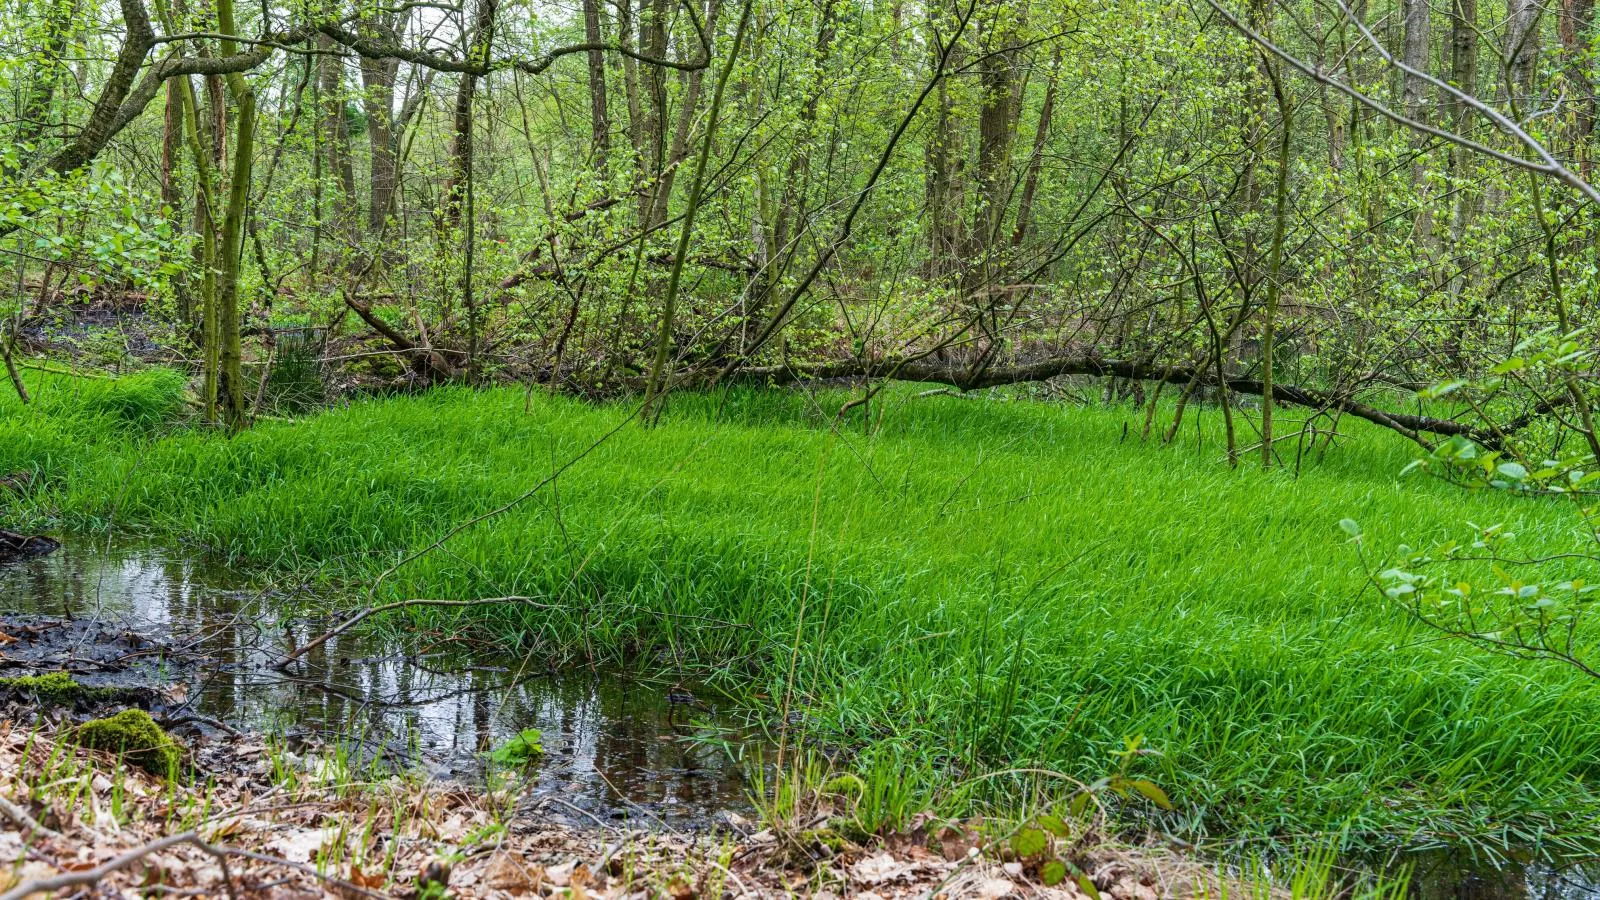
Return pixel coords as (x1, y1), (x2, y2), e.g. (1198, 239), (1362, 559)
(3, 369), (1598, 853)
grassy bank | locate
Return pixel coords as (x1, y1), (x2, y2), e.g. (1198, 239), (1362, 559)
(3, 369), (1598, 855)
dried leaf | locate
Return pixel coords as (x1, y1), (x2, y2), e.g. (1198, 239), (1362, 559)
(484, 852), (543, 895)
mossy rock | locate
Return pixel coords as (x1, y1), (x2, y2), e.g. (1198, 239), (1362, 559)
(74, 709), (183, 778)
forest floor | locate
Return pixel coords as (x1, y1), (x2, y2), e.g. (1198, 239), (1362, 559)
(0, 718), (1272, 900)
(2, 367), (1599, 864)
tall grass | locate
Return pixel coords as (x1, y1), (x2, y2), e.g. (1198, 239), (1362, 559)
(4, 369), (1599, 854)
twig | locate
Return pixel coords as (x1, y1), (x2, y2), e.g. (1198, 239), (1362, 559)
(0, 830), (239, 900)
(223, 849), (391, 899)
(0, 795), (60, 841)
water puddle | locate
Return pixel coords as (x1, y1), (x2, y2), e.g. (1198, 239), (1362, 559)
(1384, 848), (1600, 900)
(0, 540), (766, 830)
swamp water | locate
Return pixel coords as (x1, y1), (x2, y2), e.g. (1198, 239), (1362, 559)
(0, 540), (765, 830)
(1, 541), (1597, 899)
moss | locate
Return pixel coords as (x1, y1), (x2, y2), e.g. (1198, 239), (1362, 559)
(828, 816), (876, 845)
(0, 671), (143, 705)
(822, 773), (866, 798)
(798, 827), (849, 854)
(74, 709), (183, 778)
(0, 671), (85, 702)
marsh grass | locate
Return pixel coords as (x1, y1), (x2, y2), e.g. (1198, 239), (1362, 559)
(4, 370), (1599, 854)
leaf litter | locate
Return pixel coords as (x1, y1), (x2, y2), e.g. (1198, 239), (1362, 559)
(0, 715), (1283, 899)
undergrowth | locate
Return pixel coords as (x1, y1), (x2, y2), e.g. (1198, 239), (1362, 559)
(3, 369), (1599, 857)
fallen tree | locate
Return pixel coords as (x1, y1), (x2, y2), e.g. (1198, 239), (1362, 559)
(719, 354), (1510, 450)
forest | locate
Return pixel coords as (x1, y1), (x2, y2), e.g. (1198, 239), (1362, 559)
(1, 0), (1600, 893)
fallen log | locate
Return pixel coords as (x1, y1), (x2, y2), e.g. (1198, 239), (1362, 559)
(720, 355), (1507, 450)
(0, 528), (61, 557)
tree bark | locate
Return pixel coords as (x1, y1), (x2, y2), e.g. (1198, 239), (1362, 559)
(925, 0), (967, 283)
(217, 0), (256, 430)
(583, 0), (611, 172)
(317, 34), (357, 236)
(359, 12), (406, 230)
(443, 0), (496, 229)
(640, 0), (754, 421)
(1448, 0), (1479, 256)
(1506, 0), (1542, 102)
(648, 0), (722, 228)
(1401, 0), (1431, 116)
(637, 0), (672, 227)
(1559, 0), (1596, 172)
(1012, 47), (1061, 247)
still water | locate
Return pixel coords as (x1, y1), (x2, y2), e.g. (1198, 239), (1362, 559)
(0, 540), (764, 829)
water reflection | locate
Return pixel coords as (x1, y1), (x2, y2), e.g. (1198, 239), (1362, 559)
(1392, 849), (1600, 900)
(0, 541), (761, 828)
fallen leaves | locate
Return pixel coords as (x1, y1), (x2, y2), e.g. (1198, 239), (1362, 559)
(0, 720), (1266, 899)
(485, 851), (543, 894)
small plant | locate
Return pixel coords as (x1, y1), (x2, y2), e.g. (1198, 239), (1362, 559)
(486, 729), (544, 766)
(995, 737), (1172, 896)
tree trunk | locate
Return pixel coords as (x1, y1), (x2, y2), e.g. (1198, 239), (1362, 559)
(583, 0), (611, 172)
(1507, 0), (1542, 103)
(14, 0), (77, 156)
(1449, 0), (1479, 255)
(1559, 0), (1596, 172)
(160, 77), (196, 328)
(616, 0), (643, 163)
(649, 0), (722, 228)
(317, 34), (357, 237)
(1013, 47), (1061, 247)
(444, 0), (497, 229)
(217, 0), (256, 430)
(925, 0), (967, 284)
(1401, 0), (1430, 115)
(1402, 0), (1431, 236)
(637, 0), (671, 227)
(1262, 68), (1292, 468)
(359, 13), (405, 230)
(641, 0), (754, 421)
(974, 20), (1016, 253)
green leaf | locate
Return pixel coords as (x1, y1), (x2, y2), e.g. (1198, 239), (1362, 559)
(1125, 779), (1172, 810)
(1067, 792), (1093, 818)
(1338, 518), (1362, 536)
(487, 728), (544, 765)
(1036, 813), (1070, 838)
(1011, 827), (1048, 858)
(1497, 462), (1528, 481)
(1040, 859), (1068, 886)
(1421, 378), (1469, 398)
